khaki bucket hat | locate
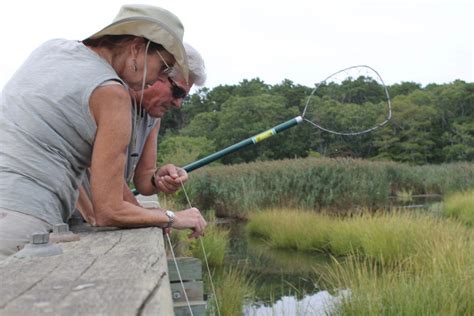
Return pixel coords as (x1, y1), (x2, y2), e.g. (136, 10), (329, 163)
(87, 4), (189, 82)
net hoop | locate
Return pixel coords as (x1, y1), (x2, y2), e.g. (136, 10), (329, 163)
(301, 65), (392, 136)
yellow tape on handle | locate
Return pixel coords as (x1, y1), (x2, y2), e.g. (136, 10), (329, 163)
(252, 129), (276, 143)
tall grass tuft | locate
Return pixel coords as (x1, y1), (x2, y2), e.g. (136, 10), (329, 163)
(209, 267), (255, 316)
(443, 189), (474, 226)
(320, 230), (474, 315)
(188, 224), (229, 267)
(247, 209), (333, 252)
(171, 210), (229, 267)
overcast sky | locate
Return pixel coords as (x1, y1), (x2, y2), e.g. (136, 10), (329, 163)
(0, 0), (472, 91)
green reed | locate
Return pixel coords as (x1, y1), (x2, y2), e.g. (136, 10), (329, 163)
(180, 158), (474, 218)
(209, 267), (255, 316)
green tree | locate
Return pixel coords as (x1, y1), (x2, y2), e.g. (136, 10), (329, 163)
(374, 91), (440, 164)
(181, 111), (220, 138)
(441, 121), (474, 161)
(211, 94), (306, 163)
(431, 81), (474, 162)
(159, 78), (473, 166)
(157, 135), (216, 167)
(270, 79), (312, 112)
(233, 78), (270, 97)
(389, 82), (422, 98)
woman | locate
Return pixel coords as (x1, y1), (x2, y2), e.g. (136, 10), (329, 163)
(0, 4), (206, 260)
(77, 43), (207, 226)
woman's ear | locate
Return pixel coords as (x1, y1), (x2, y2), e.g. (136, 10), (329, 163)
(129, 37), (145, 58)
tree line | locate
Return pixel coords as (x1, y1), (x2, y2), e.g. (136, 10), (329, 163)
(158, 78), (474, 166)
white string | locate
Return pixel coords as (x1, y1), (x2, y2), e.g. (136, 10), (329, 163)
(179, 178), (221, 316)
(129, 40), (152, 174)
(165, 233), (194, 316)
(138, 40), (151, 118)
(199, 238), (221, 316)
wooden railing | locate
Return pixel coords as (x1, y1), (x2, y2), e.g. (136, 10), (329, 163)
(0, 226), (175, 315)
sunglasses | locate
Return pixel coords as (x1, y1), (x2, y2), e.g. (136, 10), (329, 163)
(156, 49), (187, 99)
(167, 77), (187, 99)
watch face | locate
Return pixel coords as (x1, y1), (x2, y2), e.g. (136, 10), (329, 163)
(164, 210), (175, 228)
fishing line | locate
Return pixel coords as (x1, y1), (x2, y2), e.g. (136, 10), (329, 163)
(179, 178), (221, 316)
(165, 233), (194, 316)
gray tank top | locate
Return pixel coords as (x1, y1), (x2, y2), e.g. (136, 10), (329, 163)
(0, 39), (124, 224)
(126, 113), (160, 183)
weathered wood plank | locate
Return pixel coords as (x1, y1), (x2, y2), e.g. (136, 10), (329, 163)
(0, 227), (173, 315)
(167, 257), (202, 282)
(167, 257), (206, 315)
(174, 301), (207, 316)
(170, 281), (204, 302)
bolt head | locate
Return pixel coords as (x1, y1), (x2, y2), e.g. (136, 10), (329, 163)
(53, 223), (69, 234)
(31, 232), (49, 244)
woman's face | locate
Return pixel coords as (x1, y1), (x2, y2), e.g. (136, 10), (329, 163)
(126, 45), (175, 91)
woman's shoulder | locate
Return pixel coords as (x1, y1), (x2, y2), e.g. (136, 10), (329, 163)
(30, 39), (88, 60)
(37, 38), (79, 50)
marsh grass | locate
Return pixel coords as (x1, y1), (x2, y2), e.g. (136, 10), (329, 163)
(247, 208), (333, 252)
(248, 208), (474, 266)
(181, 158), (474, 218)
(248, 208), (474, 315)
(248, 209), (441, 264)
(208, 267), (255, 316)
(321, 235), (474, 315)
(188, 225), (229, 267)
(171, 220), (255, 315)
(443, 189), (474, 226)
(171, 211), (229, 267)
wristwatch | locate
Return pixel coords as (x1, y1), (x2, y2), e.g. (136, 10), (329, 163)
(164, 210), (175, 228)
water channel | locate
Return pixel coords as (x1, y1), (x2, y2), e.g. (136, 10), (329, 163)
(222, 220), (340, 315)
(218, 195), (442, 315)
